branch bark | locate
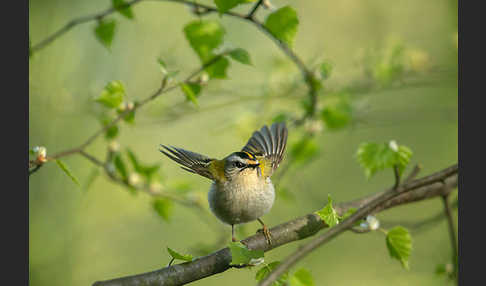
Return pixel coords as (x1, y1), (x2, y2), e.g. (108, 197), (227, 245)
(93, 164), (458, 286)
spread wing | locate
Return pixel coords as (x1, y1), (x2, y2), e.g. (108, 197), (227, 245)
(159, 145), (215, 180)
(241, 122), (288, 178)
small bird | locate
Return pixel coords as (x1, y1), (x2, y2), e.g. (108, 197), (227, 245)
(159, 122), (288, 244)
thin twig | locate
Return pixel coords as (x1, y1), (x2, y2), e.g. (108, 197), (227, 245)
(442, 193), (458, 283)
(246, 0), (263, 19)
(28, 164), (42, 176)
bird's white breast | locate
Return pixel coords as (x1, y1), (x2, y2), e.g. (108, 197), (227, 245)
(208, 175), (275, 225)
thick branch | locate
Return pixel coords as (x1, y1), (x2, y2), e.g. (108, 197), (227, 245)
(93, 164), (458, 286)
(259, 164), (458, 286)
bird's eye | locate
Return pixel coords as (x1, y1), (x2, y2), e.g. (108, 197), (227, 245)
(234, 161), (245, 168)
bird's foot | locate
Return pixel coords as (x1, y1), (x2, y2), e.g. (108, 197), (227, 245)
(257, 225), (273, 245)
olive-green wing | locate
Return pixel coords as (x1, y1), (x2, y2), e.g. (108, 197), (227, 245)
(241, 122), (288, 178)
(159, 145), (215, 180)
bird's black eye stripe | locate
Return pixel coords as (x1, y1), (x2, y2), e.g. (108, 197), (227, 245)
(234, 161), (245, 168)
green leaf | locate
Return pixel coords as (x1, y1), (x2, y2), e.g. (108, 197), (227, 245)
(290, 137), (319, 165)
(386, 226), (412, 270)
(319, 61), (333, 80)
(180, 83), (202, 106)
(112, 0), (134, 19)
(214, 0), (247, 14)
(264, 6), (299, 46)
(272, 112), (289, 124)
(123, 110), (135, 123)
(356, 141), (413, 179)
(167, 247), (193, 262)
(96, 80), (125, 108)
(435, 264), (446, 275)
(153, 198), (173, 221)
(229, 48), (252, 66)
(126, 148), (160, 180)
(321, 95), (352, 130)
(229, 241), (264, 266)
(184, 20), (225, 62)
(255, 261), (289, 286)
(205, 56), (230, 79)
(55, 160), (80, 186)
(94, 19), (116, 49)
(113, 152), (128, 181)
(315, 195), (339, 227)
(289, 268), (314, 286)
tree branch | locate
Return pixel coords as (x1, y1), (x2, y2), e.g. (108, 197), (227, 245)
(442, 193), (458, 283)
(259, 164), (458, 286)
(92, 164), (458, 286)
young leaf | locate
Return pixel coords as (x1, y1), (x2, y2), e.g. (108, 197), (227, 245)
(229, 48), (252, 66)
(229, 241), (264, 266)
(112, 0), (134, 19)
(264, 6), (299, 46)
(94, 19), (116, 49)
(113, 152), (128, 181)
(289, 268), (314, 286)
(315, 195), (339, 227)
(205, 56), (230, 79)
(214, 0), (246, 14)
(158, 58), (168, 74)
(184, 20), (225, 62)
(321, 96), (352, 130)
(167, 247), (193, 262)
(180, 83), (201, 106)
(126, 148), (160, 180)
(356, 141), (413, 179)
(255, 261), (289, 286)
(55, 160), (80, 186)
(386, 226), (412, 270)
(104, 121), (119, 139)
(153, 198), (173, 221)
(319, 61), (333, 80)
(96, 80), (125, 108)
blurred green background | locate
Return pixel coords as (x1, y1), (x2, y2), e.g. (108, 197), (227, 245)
(29, 0), (457, 285)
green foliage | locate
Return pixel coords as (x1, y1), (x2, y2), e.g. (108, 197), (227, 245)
(184, 20), (224, 61)
(315, 195), (339, 227)
(264, 6), (299, 46)
(205, 56), (230, 79)
(112, 0), (134, 19)
(96, 80), (125, 108)
(94, 19), (116, 49)
(228, 241), (264, 266)
(289, 268), (314, 286)
(290, 137), (319, 165)
(255, 261), (289, 286)
(356, 141), (413, 179)
(180, 83), (202, 106)
(113, 152), (128, 181)
(321, 94), (352, 130)
(373, 42), (406, 86)
(101, 117), (119, 139)
(214, 0), (247, 14)
(167, 247), (193, 262)
(126, 148), (160, 181)
(229, 48), (252, 66)
(153, 199), (173, 221)
(55, 160), (80, 186)
(385, 226), (412, 269)
(319, 61), (333, 80)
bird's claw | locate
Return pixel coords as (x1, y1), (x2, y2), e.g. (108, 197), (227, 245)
(257, 225), (273, 245)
